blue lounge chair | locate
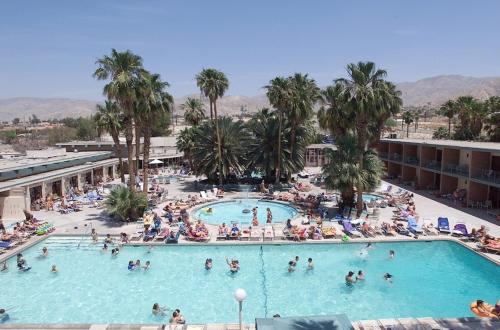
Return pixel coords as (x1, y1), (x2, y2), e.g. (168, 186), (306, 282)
(343, 221), (362, 237)
(452, 223), (470, 238)
(407, 217), (423, 234)
(437, 217), (451, 234)
(0, 241), (11, 249)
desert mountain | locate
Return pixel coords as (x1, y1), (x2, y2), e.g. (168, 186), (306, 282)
(1, 75), (500, 120)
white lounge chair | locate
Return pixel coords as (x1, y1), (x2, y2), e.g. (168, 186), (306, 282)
(264, 226), (274, 241)
(250, 227), (263, 241)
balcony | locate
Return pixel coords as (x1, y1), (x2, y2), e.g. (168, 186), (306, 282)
(404, 157), (419, 166)
(443, 163), (469, 177)
(379, 152), (388, 159)
(422, 159), (441, 171)
(389, 153), (402, 162)
(471, 168), (500, 185)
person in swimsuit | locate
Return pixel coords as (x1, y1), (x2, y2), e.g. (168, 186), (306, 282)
(226, 257), (239, 273)
(307, 258), (314, 270)
(51, 264), (58, 273)
(143, 261), (151, 270)
(91, 228), (98, 243)
(266, 208), (272, 223)
(152, 303), (167, 316)
(128, 260), (136, 271)
(1, 261), (8, 272)
(384, 273), (393, 283)
(389, 250), (395, 259)
(356, 270), (365, 280)
(345, 271), (356, 286)
(288, 261), (296, 272)
(205, 258), (213, 270)
(41, 247), (48, 257)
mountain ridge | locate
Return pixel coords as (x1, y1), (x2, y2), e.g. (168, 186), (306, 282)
(2, 75), (500, 120)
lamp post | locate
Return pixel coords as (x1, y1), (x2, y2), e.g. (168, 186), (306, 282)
(234, 288), (247, 330)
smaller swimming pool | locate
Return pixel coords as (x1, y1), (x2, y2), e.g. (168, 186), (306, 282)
(362, 193), (384, 202)
(193, 199), (298, 224)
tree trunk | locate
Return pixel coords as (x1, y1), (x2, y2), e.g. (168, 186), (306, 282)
(356, 120), (367, 217)
(209, 101), (213, 120)
(124, 117), (135, 191)
(288, 122), (296, 183)
(134, 121), (141, 178)
(142, 125), (152, 193)
(275, 111), (282, 184)
(213, 100), (223, 186)
(406, 124), (410, 138)
(111, 132), (125, 183)
(448, 118), (451, 136)
(401, 120), (404, 130)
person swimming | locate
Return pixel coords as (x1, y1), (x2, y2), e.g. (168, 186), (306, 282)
(0, 308), (10, 323)
(226, 257), (240, 273)
(152, 303), (167, 316)
(112, 248), (119, 257)
(205, 258), (213, 270)
(143, 261), (151, 270)
(345, 271), (356, 286)
(128, 260), (136, 271)
(41, 247), (48, 257)
(51, 264), (58, 273)
(135, 259), (141, 268)
(102, 243), (108, 252)
(389, 250), (395, 259)
(307, 258), (314, 270)
(288, 261), (296, 272)
(384, 273), (393, 283)
(170, 309), (185, 324)
(1, 261), (7, 272)
(356, 270), (365, 280)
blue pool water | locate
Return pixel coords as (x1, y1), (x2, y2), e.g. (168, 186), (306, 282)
(362, 193), (384, 202)
(193, 199), (298, 224)
(0, 238), (499, 324)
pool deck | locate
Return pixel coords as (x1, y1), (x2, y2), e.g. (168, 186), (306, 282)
(0, 317), (499, 329)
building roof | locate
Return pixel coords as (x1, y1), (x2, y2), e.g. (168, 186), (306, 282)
(0, 151), (111, 172)
(380, 138), (500, 152)
(306, 144), (337, 150)
(0, 158), (119, 192)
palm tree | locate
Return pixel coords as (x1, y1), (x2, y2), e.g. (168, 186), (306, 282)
(336, 61), (401, 216)
(137, 72), (173, 192)
(177, 127), (199, 170)
(105, 186), (147, 222)
(402, 111), (414, 137)
(191, 117), (250, 180)
(287, 73), (320, 179)
(196, 69), (229, 185)
(94, 100), (125, 183)
(94, 49), (145, 190)
(265, 77), (292, 183)
(317, 83), (351, 138)
(323, 134), (383, 213)
(182, 97), (205, 126)
(439, 100), (456, 137)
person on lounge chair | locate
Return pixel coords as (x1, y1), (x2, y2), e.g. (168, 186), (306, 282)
(230, 224), (240, 238)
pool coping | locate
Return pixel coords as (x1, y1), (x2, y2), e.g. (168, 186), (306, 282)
(2, 232), (499, 267)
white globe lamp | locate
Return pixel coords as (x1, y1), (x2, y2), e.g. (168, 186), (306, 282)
(234, 288), (247, 330)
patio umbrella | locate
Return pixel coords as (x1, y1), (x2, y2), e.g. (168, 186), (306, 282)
(149, 159), (163, 165)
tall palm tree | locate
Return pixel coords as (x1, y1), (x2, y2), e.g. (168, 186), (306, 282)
(94, 49), (145, 190)
(177, 127), (199, 170)
(336, 62), (401, 216)
(94, 100), (126, 183)
(402, 111), (414, 137)
(439, 100), (456, 137)
(265, 77), (292, 183)
(287, 73), (320, 179)
(317, 82), (351, 138)
(182, 97), (205, 126)
(191, 117), (250, 180)
(323, 134), (383, 213)
(196, 68), (229, 185)
(137, 72), (173, 192)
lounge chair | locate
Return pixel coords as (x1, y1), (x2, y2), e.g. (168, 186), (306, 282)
(250, 227), (262, 241)
(321, 226), (336, 239)
(186, 231), (210, 242)
(422, 219), (439, 236)
(477, 243), (500, 255)
(452, 223), (469, 237)
(343, 221), (362, 237)
(263, 226), (274, 241)
(407, 217), (423, 234)
(206, 190), (217, 200)
(240, 228), (251, 241)
(130, 231), (143, 242)
(437, 217), (451, 234)
(0, 241), (12, 249)
(395, 224), (410, 236)
(155, 228), (169, 241)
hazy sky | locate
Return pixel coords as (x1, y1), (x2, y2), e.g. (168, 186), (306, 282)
(1, 0), (500, 100)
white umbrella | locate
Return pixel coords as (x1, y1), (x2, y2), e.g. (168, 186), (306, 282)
(149, 159), (163, 165)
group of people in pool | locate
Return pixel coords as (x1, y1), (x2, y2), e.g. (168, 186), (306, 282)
(127, 259), (151, 271)
(201, 257), (240, 273)
(1, 247), (59, 273)
(151, 304), (185, 324)
(287, 256), (314, 272)
(346, 245), (395, 286)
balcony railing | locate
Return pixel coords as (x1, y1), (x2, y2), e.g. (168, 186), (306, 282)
(404, 157), (419, 166)
(443, 163), (469, 177)
(379, 152), (388, 159)
(422, 160), (441, 171)
(471, 168), (500, 184)
(389, 153), (402, 161)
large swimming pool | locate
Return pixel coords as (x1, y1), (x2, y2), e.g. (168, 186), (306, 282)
(1, 237), (499, 324)
(193, 199), (299, 224)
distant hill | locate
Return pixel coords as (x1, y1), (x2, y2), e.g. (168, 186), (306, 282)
(2, 75), (500, 120)
(397, 75), (500, 106)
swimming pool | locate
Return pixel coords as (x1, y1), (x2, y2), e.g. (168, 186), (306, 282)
(1, 238), (498, 324)
(193, 199), (299, 224)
